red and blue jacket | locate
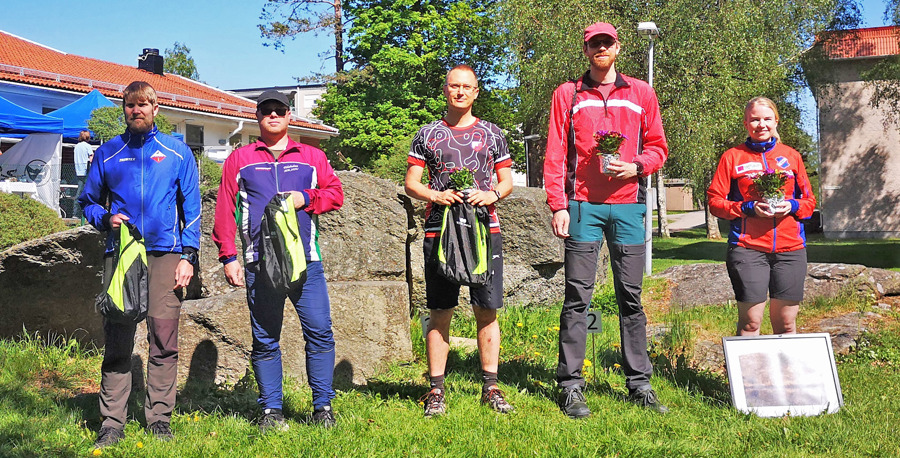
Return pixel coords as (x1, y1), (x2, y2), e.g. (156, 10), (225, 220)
(707, 142), (816, 253)
(79, 125), (201, 254)
(212, 138), (343, 264)
(544, 72), (668, 212)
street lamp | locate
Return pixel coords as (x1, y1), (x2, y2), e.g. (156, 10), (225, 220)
(637, 21), (660, 275)
(524, 134), (541, 188)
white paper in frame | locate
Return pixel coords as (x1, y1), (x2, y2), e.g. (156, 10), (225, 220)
(722, 333), (843, 417)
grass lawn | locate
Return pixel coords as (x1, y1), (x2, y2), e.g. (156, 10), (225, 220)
(1, 229), (898, 456)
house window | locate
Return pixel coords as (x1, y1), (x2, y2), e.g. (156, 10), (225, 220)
(185, 124), (204, 147)
(229, 133), (242, 148)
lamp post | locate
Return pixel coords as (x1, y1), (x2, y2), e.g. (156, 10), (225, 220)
(524, 134), (541, 187)
(637, 21), (660, 275)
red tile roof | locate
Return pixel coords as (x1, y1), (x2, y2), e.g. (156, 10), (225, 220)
(817, 26), (900, 59)
(0, 31), (336, 134)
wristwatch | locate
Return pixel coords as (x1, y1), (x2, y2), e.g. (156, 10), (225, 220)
(494, 190), (502, 201)
(180, 251), (198, 264)
(633, 161), (645, 176)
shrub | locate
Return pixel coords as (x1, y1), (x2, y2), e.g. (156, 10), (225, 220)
(0, 193), (68, 250)
(198, 155), (222, 195)
(367, 133), (415, 184)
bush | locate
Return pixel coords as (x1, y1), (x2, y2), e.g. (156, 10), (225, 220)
(198, 155), (222, 195)
(0, 193), (67, 250)
(367, 133), (416, 184)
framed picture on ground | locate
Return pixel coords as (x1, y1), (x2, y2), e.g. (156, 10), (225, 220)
(722, 333), (843, 417)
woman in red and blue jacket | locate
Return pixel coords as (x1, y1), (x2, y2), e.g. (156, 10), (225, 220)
(708, 97), (816, 336)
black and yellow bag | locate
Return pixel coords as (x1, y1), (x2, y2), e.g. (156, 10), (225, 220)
(96, 222), (149, 323)
(436, 202), (492, 287)
(259, 193), (307, 295)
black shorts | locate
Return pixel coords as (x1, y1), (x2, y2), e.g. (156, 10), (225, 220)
(726, 245), (807, 303)
(422, 231), (503, 310)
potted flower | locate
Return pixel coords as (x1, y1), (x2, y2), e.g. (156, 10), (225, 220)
(593, 130), (627, 176)
(448, 167), (476, 196)
(751, 168), (792, 209)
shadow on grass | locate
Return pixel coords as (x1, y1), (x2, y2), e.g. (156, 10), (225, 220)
(651, 352), (732, 407)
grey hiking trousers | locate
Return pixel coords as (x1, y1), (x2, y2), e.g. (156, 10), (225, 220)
(557, 238), (653, 391)
(99, 253), (182, 430)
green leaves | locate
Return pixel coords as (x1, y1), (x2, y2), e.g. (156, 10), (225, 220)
(163, 42), (200, 81)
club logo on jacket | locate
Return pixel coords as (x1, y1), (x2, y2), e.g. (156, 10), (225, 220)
(776, 156), (790, 169)
(150, 150), (166, 163)
(472, 140), (483, 152)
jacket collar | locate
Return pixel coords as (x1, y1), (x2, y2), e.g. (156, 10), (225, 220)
(122, 124), (159, 146)
(578, 70), (629, 91)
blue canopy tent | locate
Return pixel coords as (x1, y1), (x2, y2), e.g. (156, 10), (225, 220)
(46, 89), (115, 140)
(0, 94), (64, 134)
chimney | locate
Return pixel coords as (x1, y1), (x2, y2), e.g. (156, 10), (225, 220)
(138, 48), (164, 75)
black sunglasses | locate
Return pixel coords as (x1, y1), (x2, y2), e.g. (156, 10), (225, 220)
(258, 104), (288, 117)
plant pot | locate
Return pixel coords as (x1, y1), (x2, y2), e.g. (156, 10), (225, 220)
(601, 154), (619, 176)
(764, 195), (785, 210)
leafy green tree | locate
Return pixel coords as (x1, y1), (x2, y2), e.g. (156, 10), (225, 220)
(858, 2), (900, 125)
(163, 42), (200, 81)
(88, 106), (174, 142)
(314, 0), (522, 171)
(504, 0), (841, 238)
(259, 0), (346, 73)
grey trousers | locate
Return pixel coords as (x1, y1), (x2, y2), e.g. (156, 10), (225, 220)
(99, 253), (182, 429)
(557, 239), (653, 391)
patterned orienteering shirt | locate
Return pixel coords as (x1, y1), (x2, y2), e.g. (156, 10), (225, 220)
(408, 118), (513, 233)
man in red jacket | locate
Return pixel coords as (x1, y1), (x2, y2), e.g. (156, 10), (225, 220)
(543, 22), (669, 418)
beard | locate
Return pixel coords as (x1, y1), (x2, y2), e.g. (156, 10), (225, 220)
(126, 117), (154, 135)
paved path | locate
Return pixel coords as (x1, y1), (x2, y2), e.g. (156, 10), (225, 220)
(659, 210), (706, 233)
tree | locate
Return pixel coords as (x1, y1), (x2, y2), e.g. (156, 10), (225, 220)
(504, 0), (840, 238)
(259, 0), (346, 73)
(88, 107), (174, 142)
(163, 42), (200, 81)
(313, 0), (521, 172)
(859, 1), (900, 125)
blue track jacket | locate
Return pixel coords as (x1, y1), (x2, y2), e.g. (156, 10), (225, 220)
(79, 125), (201, 254)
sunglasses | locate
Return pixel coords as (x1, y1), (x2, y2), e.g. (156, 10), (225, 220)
(258, 104), (288, 117)
(587, 37), (617, 49)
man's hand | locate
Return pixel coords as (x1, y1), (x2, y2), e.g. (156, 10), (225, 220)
(756, 200), (792, 218)
(466, 190), (499, 207)
(430, 189), (464, 206)
(109, 213), (130, 229)
(224, 261), (245, 287)
(174, 260), (194, 289)
(606, 159), (639, 180)
(289, 191), (306, 209)
(552, 210), (570, 238)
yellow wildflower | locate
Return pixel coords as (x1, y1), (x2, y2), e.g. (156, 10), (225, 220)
(534, 351), (542, 356)
(136, 442), (144, 449)
(516, 322), (524, 327)
(612, 343), (621, 348)
(583, 359), (593, 367)
(531, 334), (538, 339)
(613, 363), (621, 369)
(194, 414), (200, 422)
(553, 326), (560, 331)
(92, 449), (102, 456)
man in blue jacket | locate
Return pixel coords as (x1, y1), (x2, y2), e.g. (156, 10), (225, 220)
(79, 81), (201, 448)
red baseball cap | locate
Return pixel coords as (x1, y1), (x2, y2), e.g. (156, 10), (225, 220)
(584, 22), (618, 42)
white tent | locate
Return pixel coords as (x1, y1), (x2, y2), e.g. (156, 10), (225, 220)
(0, 133), (63, 215)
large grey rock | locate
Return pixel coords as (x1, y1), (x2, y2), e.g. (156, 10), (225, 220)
(656, 262), (900, 309)
(135, 280), (412, 387)
(0, 226), (106, 342)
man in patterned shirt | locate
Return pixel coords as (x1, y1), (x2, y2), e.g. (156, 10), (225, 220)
(405, 64), (515, 417)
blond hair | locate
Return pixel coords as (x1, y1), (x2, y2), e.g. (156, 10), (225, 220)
(78, 130), (91, 142)
(122, 81), (158, 106)
(744, 96), (780, 140)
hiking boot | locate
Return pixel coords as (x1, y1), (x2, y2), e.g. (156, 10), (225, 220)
(259, 408), (289, 432)
(310, 405), (336, 428)
(558, 385), (591, 419)
(628, 388), (669, 414)
(93, 426), (124, 449)
(482, 386), (515, 413)
(148, 421), (173, 441)
(420, 388), (446, 418)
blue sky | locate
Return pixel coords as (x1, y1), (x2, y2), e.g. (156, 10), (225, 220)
(2, 0), (892, 91)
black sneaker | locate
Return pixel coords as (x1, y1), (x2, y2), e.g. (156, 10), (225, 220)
(148, 420), (173, 441)
(259, 408), (289, 432)
(310, 405), (336, 427)
(93, 426), (124, 449)
(558, 385), (591, 419)
(482, 386), (515, 413)
(420, 388), (446, 418)
(628, 388), (669, 414)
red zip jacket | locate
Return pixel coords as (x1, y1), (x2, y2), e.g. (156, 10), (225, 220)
(707, 142), (816, 253)
(544, 72), (668, 212)
(212, 138), (343, 264)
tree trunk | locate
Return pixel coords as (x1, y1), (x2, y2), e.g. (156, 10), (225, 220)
(656, 171), (669, 238)
(334, 1), (344, 73)
(704, 200), (721, 239)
